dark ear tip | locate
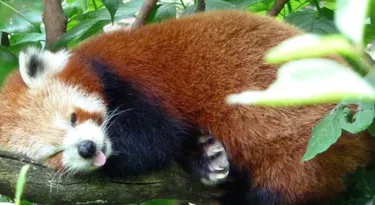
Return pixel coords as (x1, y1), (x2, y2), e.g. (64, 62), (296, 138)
(19, 47), (44, 79)
(19, 47), (42, 76)
(18, 47), (46, 88)
(27, 54), (43, 78)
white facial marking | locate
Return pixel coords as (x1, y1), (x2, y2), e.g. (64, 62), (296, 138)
(62, 120), (112, 172)
(8, 132), (58, 161)
(64, 120), (105, 149)
(47, 83), (112, 173)
(46, 81), (107, 113)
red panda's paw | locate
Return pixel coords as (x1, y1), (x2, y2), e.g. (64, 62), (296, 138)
(193, 135), (230, 186)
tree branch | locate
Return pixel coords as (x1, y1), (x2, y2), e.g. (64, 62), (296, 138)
(131, 0), (159, 29)
(267, 0), (289, 17)
(195, 0), (206, 13)
(0, 150), (217, 205)
(43, 0), (67, 48)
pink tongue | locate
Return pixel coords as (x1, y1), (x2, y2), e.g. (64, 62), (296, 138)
(93, 151), (107, 167)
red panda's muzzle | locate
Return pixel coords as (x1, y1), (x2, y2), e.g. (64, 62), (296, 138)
(77, 140), (107, 167)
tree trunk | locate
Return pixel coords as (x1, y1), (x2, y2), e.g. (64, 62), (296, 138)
(267, 0), (290, 17)
(195, 0), (206, 13)
(131, 0), (159, 29)
(43, 0), (67, 48)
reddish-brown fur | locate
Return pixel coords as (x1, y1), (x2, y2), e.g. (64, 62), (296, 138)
(75, 108), (104, 125)
(74, 11), (373, 203)
(46, 152), (63, 171)
(0, 73), (28, 145)
(1, 10), (373, 204)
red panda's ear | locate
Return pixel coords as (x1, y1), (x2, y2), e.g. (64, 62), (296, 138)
(18, 47), (70, 89)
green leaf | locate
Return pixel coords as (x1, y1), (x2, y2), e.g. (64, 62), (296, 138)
(51, 0), (142, 50)
(226, 0), (263, 9)
(7, 41), (42, 56)
(9, 33), (45, 45)
(70, 7), (111, 22)
(276, 0), (310, 18)
(302, 107), (346, 161)
(73, 0), (141, 22)
(63, 0), (104, 21)
(302, 71), (375, 162)
(323, 0), (336, 10)
(0, 46), (17, 86)
(21, 201), (32, 205)
(182, 0), (236, 16)
(370, 0), (375, 23)
(180, 5), (195, 15)
(112, 0), (143, 19)
(246, 0), (274, 13)
(319, 7), (335, 20)
(102, 0), (122, 23)
(285, 9), (338, 35)
(364, 24), (375, 45)
(146, 4), (161, 23)
(0, 195), (11, 202)
(335, 0), (371, 45)
(153, 3), (177, 22)
(63, 0), (84, 18)
(227, 59), (375, 106)
(15, 164), (30, 205)
(368, 122), (375, 136)
(78, 19), (111, 41)
(49, 19), (102, 51)
(341, 100), (375, 134)
(141, 199), (175, 205)
(265, 34), (355, 64)
(0, 0), (42, 33)
(88, 0), (104, 10)
(79, 0), (89, 11)
(204, 0), (237, 9)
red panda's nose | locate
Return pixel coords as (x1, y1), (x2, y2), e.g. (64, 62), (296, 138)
(78, 140), (97, 159)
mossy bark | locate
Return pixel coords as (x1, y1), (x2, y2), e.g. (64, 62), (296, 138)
(0, 151), (216, 205)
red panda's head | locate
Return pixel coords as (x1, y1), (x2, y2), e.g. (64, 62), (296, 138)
(0, 48), (112, 174)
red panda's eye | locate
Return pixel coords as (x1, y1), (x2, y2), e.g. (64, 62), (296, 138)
(71, 112), (77, 127)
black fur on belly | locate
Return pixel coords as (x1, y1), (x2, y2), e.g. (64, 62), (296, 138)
(89, 59), (198, 176)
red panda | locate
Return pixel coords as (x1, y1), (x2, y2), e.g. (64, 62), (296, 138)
(0, 10), (373, 205)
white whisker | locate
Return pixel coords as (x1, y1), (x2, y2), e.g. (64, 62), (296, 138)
(103, 107), (134, 131)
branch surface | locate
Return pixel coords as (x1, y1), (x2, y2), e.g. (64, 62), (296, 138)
(267, 0), (289, 16)
(43, 0), (67, 47)
(131, 0), (159, 29)
(0, 151), (216, 205)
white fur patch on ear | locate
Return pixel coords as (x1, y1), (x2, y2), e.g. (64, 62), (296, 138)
(19, 47), (70, 88)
